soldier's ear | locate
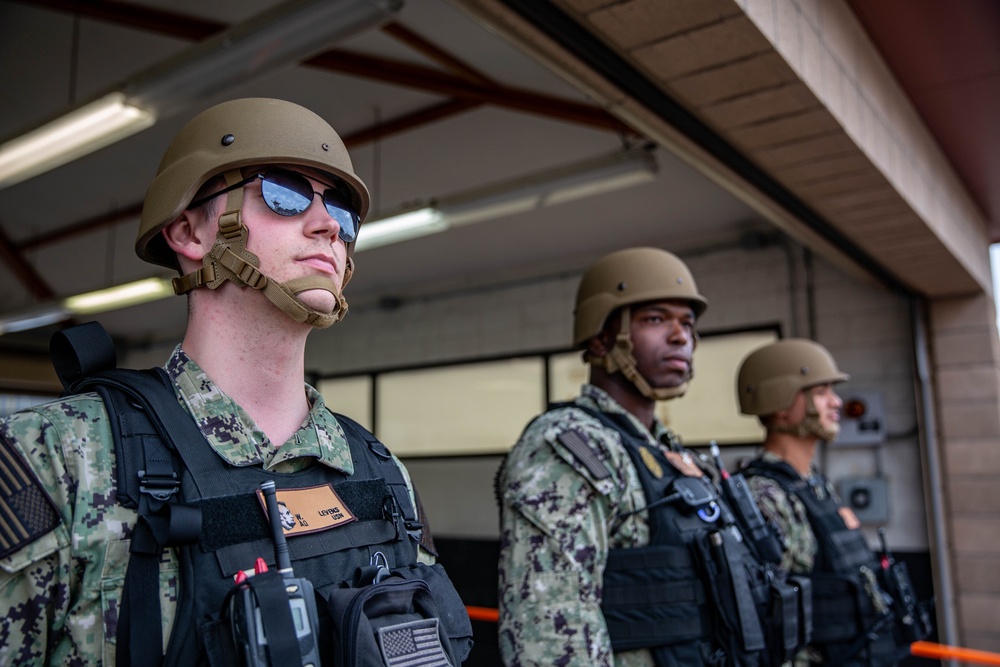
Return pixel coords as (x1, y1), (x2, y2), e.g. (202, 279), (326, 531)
(588, 311), (621, 358)
(587, 334), (610, 358)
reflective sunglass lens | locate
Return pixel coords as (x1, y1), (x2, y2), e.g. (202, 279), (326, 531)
(262, 175), (311, 217)
(260, 171), (360, 243)
(323, 189), (359, 242)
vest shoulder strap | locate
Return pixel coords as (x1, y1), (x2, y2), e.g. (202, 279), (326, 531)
(51, 322), (204, 667)
(330, 412), (428, 558)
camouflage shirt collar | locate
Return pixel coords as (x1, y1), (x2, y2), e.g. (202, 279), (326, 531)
(165, 346), (354, 474)
(578, 384), (675, 445)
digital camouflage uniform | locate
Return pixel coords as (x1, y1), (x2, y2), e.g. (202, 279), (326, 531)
(498, 384), (698, 667)
(0, 346), (428, 666)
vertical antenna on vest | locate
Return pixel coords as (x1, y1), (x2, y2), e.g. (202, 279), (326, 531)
(261, 481), (293, 575)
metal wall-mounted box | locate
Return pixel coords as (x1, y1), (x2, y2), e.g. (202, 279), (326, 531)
(836, 476), (890, 524)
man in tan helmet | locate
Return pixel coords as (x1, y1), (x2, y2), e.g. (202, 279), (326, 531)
(0, 98), (471, 666)
(497, 247), (805, 667)
(738, 339), (922, 666)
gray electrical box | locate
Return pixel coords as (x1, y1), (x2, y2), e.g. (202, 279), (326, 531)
(836, 477), (890, 524)
(836, 389), (886, 446)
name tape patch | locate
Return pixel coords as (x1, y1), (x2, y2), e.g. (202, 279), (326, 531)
(255, 483), (356, 537)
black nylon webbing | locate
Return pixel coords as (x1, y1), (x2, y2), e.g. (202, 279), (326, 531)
(245, 570), (302, 664)
(76, 368), (210, 667)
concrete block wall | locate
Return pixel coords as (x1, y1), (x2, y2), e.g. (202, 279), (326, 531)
(930, 295), (1000, 651)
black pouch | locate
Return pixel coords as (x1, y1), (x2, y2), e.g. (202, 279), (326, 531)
(325, 562), (473, 666)
(765, 573), (811, 666)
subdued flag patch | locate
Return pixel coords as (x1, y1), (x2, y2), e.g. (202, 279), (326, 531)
(0, 435), (61, 558)
(378, 618), (452, 667)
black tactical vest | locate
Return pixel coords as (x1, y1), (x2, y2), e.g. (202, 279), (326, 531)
(573, 407), (771, 667)
(742, 458), (900, 666)
(61, 362), (469, 667)
(164, 414), (429, 666)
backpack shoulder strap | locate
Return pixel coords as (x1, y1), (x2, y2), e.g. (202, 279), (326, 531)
(50, 323), (204, 667)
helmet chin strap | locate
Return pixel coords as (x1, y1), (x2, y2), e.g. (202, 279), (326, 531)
(771, 388), (840, 441)
(588, 305), (690, 401)
(172, 169), (350, 329)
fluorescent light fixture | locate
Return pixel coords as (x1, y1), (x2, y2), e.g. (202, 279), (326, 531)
(127, 0), (403, 116)
(439, 145), (657, 228)
(355, 207), (447, 252)
(0, 0), (401, 189)
(0, 277), (175, 335)
(0, 93), (154, 188)
(354, 145), (659, 248)
(0, 307), (71, 335)
(64, 277), (175, 315)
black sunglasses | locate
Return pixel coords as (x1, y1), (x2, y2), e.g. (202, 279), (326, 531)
(188, 168), (360, 243)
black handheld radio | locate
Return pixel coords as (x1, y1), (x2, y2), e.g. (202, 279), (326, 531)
(710, 441), (784, 564)
(229, 481), (323, 667)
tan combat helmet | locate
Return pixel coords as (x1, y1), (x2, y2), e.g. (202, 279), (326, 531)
(737, 338), (848, 440)
(137, 98), (371, 328)
(573, 247), (708, 401)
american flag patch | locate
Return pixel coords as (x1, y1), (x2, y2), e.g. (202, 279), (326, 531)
(377, 618), (452, 666)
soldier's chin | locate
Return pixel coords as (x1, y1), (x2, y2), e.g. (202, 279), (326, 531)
(821, 423), (841, 441)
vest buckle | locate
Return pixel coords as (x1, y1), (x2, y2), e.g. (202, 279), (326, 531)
(138, 470), (180, 502)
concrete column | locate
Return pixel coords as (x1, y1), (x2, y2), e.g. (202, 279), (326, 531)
(930, 294), (1000, 652)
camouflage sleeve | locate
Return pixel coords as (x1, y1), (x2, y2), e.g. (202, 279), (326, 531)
(746, 475), (817, 573)
(0, 411), (75, 667)
(497, 411), (629, 667)
(0, 396), (153, 667)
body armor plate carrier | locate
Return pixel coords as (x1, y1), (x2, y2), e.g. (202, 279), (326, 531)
(742, 458), (904, 667)
(566, 407), (803, 667)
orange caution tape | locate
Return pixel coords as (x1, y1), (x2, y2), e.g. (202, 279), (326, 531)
(911, 641), (1000, 665)
(466, 606), (499, 623)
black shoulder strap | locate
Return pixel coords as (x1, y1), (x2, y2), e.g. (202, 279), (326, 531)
(51, 323), (205, 667)
(742, 457), (804, 492)
(333, 413), (426, 557)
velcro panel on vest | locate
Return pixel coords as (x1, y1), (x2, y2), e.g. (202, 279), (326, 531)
(199, 480), (391, 553)
(556, 429), (611, 481)
(200, 495), (270, 552)
(827, 528), (877, 573)
(204, 481), (400, 579)
(601, 544), (706, 651)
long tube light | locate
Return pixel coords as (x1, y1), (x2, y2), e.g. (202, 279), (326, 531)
(353, 208), (446, 252)
(64, 277), (176, 315)
(438, 144), (658, 228)
(0, 277), (175, 335)
(353, 144), (658, 251)
(0, 0), (401, 189)
(0, 146), (657, 334)
(0, 93), (155, 188)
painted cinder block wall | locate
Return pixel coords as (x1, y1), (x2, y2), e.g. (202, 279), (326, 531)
(303, 240), (925, 551)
